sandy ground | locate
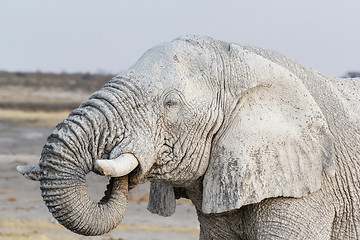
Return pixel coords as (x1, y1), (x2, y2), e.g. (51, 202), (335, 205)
(0, 113), (200, 240)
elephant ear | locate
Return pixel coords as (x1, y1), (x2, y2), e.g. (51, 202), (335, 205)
(202, 45), (334, 214)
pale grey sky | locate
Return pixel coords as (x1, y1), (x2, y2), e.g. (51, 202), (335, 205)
(0, 0), (359, 77)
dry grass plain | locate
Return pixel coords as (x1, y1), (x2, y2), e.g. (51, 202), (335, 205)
(0, 72), (199, 240)
(0, 109), (69, 127)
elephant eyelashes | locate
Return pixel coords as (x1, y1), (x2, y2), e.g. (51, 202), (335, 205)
(164, 98), (180, 108)
(163, 92), (182, 109)
(162, 91), (188, 127)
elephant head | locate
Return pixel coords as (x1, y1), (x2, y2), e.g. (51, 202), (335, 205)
(17, 35), (334, 235)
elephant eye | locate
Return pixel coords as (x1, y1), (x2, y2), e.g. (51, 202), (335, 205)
(164, 92), (182, 108)
(164, 98), (180, 107)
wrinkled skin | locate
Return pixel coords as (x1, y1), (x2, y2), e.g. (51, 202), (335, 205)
(19, 36), (360, 239)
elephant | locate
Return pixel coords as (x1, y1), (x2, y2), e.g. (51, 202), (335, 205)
(17, 35), (360, 239)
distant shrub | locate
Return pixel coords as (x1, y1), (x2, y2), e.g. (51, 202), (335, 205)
(0, 71), (113, 92)
(343, 72), (360, 78)
(81, 73), (92, 80)
(15, 72), (26, 77)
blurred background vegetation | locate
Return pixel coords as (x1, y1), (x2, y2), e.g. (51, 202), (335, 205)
(0, 71), (112, 111)
(0, 71), (113, 127)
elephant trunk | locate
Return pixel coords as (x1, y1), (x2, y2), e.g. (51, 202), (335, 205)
(39, 85), (135, 235)
(40, 157), (128, 235)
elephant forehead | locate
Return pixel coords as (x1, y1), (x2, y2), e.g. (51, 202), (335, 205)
(128, 41), (207, 77)
(125, 41), (215, 104)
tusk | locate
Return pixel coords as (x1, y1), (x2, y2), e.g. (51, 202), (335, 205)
(95, 153), (139, 177)
(16, 165), (41, 181)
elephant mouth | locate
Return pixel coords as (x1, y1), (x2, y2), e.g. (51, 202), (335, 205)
(98, 169), (141, 204)
(87, 172), (140, 208)
(98, 177), (120, 204)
